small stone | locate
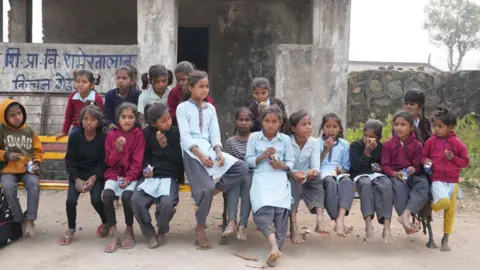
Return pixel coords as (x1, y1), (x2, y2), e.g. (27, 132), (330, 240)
(79, 227), (82, 231)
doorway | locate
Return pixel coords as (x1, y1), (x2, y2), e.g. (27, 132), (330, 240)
(177, 26), (209, 72)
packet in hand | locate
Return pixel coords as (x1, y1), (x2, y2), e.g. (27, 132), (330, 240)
(424, 160), (432, 175)
(402, 168), (409, 181)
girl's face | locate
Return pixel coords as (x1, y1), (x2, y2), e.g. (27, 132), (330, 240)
(116, 70), (133, 90)
(362, 129), (377, 144)
(236, 111), (253, 133)
(75, 75), (93, 95)
(403, 102), (421, 118)
(152, 75), (169, 92)
(175, 72), (189, 87)
(393, 116), (413, 139)
(322, 119), (341, 138)
(82, 112), (99, 133)
(261, 113), (281, 137)
(433, 119), (453, 138)
(292, 115), (312, 139)
(189, 78), (209, 100)
(252, 87), (269, 103)
(154, 111), (172, 132)
(119, 108), (136, 132)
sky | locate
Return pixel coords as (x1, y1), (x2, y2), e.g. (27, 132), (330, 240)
(2, 0), (480, 71)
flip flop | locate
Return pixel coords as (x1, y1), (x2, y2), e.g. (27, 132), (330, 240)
(120, 238), (136, 249)
(96, 224), (110, 238)
(104, 242), (121, 253)
(59, 235), (73, 246)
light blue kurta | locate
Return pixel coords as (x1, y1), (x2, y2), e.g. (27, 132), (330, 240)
(319, 137), (351, 180)
(290, 135), (320, 174)
(245, 131), (295, 213)
(176, 100), (238, 179)
(137, 177), (172, 198)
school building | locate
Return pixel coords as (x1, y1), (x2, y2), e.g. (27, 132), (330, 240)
(1, 0), (351, 135)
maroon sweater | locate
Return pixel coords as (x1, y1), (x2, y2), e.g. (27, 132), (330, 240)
(62, 91), (104, 134)
(381, 133), (423, 177)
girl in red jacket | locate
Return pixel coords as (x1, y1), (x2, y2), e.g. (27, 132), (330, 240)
(56, 70), (104, 139)
(381, 111), (429, 236)
(103, 102), (145, 253)
(421, 106), (469, 252)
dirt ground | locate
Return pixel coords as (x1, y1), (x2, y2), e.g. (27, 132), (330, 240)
(1, 190), (480, 270)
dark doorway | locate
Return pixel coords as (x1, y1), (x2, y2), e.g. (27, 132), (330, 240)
(177, 26), (209, 72)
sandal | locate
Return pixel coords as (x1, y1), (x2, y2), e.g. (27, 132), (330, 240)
(104, 242), (121, 253)
(96, 224), (110, 238)
(120, 238), (136, 250)
(59, 229), (76, 246)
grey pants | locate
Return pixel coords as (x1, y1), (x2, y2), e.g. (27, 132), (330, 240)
(324, 176), (355, 219)
(131, 178), (179, 237)
(290, 175), (325, 214)
(253, 206), (289, 249)
(1, 174), (40, 222)
(356, 176), (393, 224)
(226, 171), (252, 227)
(183, 152), (248, 225)
(391, 175), (429, 215)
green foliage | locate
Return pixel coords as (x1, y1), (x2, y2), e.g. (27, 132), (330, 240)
(423, 0), (480, 71)
(346, 113), (480, 182)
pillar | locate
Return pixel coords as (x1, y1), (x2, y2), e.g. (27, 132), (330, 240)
(137, 0), (178, 76)
(1, 0), (3, 42)
(311, 0), (351, 127)
(9, 0), (30, 42)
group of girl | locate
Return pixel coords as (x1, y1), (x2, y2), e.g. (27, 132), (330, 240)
(54, 62), (469, 266)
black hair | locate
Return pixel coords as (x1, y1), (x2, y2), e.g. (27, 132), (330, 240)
(392, 111), (414, 127)
(433, 105), (457, 127)
(79, 105), (108, 133)
(318, 113), (344, 138)
(404, 90), (426, 120)
(73, 70), (101, 85)
(141, 64), (173, 90)
(115, 102), (141, 129)
(233, 107), (254, 135)
(259, 104), (283, 124)
(126, 65), (138, 78)
(363, 119), (383, 140)
(174, 61), (195, 74)
(251, 77), (271, 92)
(182, 70), (209, 101)
(287, 110), (309, 136)
(146, 102), (169, 126)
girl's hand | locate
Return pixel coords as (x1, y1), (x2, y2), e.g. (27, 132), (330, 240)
(118, 178), (129, 189)
(307, 169), (319, 180)
(216, 152), (225, 167)
(74, 178), (86, 193)
(84, 176), (96, 192)
(200, 155), (214, 168)
(293, 171), (307, 183)
(407, 166), (416, 176)
(143, 168), (153, 178)
(262, 147), (276, 160)
(270, 159), (286, 170)
(393, 171), (403, 181)
(56, 132), (66, 140)
(323, 137), (335, 151)
(444, 150), (454, 161)
(156, 131), (168, 148)
(335, 166), (343, 175)
(8, 152), (22, 162)
(115, 136), (126, 152)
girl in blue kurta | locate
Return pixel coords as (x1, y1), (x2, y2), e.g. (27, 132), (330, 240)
(176, 70), (248, 250)
(245, 105), (295, 267)
(318, 113), (355, 237)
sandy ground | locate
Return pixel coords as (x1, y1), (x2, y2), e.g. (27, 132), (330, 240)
(1, 190), (480, 270)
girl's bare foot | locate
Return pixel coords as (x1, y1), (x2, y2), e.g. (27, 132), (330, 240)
(440, 234), (451, 252)
(157, 232), (166, 246)
(237, 225), (248, 240)
(148, 235), (159, 249)
(382, 227), (393, 244)
(24, 220), (35, 238)
(222, 220), (237, 237)
(334, 221), (346, 237)
(266, 248), (282, 267)
(315, 219), (329, 234)
(290, 223), (305, 244)
(196, 225), (211, 250)
(365, 225), (374, 243)
(121, 227), (135, 249)
(397, 215), (414, 234)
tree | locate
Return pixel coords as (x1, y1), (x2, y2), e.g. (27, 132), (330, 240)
(424, 0), (480, 71)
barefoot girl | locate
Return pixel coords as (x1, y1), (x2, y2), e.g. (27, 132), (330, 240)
(421, 106), (469, 251)
(319, 113), (354, 237)
(60, 105), (109, 245)
(403, 90), (432, 144)
(56, 70), (104, 138)
(287, 110), (324, 244)
(131, 103), (184, 249)
(382, 111), (428, 235)
(350, 119), (394, 243)
(245, 105), (294, 267)
(176, 70), (248, 250)
(222, 107), (254, 240)
(103, 103), (145, 253)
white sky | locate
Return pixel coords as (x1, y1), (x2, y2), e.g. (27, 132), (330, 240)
(2, 0), (480, 70)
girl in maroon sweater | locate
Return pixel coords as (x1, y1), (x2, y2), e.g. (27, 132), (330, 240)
(381, 111), (428, 236)
(103, 102), (145, 253)
(421, 106), (469, 251)
(56, 70), (104, 139)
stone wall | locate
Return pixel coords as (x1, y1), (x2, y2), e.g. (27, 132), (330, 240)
(347, 70), (480, 127)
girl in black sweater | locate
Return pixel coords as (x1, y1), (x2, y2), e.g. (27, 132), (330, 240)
(350, 119), (394, 244)
(131, 102), (184, 249)
(60, 105), (109, 245)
